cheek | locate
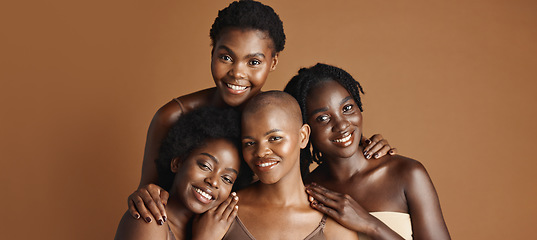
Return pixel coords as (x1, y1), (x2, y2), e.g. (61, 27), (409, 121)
(250, 68), (269, 87)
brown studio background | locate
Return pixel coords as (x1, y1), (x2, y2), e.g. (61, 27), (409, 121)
(1, 0), (536, 239)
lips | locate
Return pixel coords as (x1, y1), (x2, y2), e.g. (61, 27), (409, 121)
(331, 130), (354, 147)
(254, 159), (279, 172)
(225, 83), (249, 94)
(192, 186), (215, 204)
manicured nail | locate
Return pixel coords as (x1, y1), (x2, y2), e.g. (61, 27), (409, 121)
(163, 216), (167, 222)
(363, 150), (369, 155)
(157, 219), (164, 225)
(365, 139), (371, 144)
(374, 154), (379, 159)
(145, 217), (152, 223)
(389, 150), (394, 155)
(231, 192), (236, 196)
(134, 213), (140, 219)
(366, 154), (371, 159)
(308, 196), (314, 202)
(234, 196), (239, 200)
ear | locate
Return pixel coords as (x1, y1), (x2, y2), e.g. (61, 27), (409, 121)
(170, 157), (182, 173)
(270, 53), (279, 71)
(299, 123), (311, 149)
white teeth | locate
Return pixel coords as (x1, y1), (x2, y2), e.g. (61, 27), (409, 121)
(195, 188), (213, 200)
(258, 162), (277, 167)
(334, 134), (352, 143)
(227, 83), (247, 91)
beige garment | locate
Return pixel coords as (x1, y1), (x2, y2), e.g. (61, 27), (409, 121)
(358, 212), (413, 240)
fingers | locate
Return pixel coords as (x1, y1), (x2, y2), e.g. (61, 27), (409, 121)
(127, 193), (141, 220)
(389, 148), (397, 155)
(215, 192), (239, 219)
(310, 199), (339, 220)
(306, 184), (342, 209)
(130, 184), (168, 225)
(222, 193), (239, 222)
(132, 192), (153, 223)
(363, 134), (392, 159)
(372, 144), (392, 159)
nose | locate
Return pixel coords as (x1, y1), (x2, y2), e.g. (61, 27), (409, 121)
(255, 142), (272, 158)
(204, 173), (219, 189)
(332, 115), (350, 133)
(229, 63), (247, 79)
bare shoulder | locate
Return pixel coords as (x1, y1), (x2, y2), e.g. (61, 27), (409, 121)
(152, 87), (217, 126)
(381, 155), (430, 182)
(324, 217), (359, 240)
(175, 87), (217, 113)
(114, 211), (168, 240)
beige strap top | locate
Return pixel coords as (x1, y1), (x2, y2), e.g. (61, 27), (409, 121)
(358, 212), (413, 240)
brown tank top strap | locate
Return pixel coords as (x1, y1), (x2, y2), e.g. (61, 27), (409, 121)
(173, 97), (185, 113)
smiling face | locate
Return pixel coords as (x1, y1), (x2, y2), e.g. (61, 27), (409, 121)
(211, 28), (279, 107)
(306, 80), (363, 160)
(171, 138), (240, 214)
(241, 103), (309, 185)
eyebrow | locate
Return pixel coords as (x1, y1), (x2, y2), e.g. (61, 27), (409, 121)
(200, 153), (239, 175)
(340, 96), (353, 106)
(215, 45), (265, 59)
(242, 128), (282, 140)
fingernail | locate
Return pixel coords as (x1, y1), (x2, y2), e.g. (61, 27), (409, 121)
(366, 154), (371, 159)
(145, 217), (152, 223)
(374, 154), (379, 159)
(306, 189), (311, 193)
(389, 150), (394, 155)
(234, 196), (239, 200)
(231, 192), (237, 196)
(308, 196), (314, 202)
(365, 139), (371, 144)
(157, 219), (164, 225)
(134, 213), (140, 219)
(363, 150), (369, 155)
(163, 216), (167, 222)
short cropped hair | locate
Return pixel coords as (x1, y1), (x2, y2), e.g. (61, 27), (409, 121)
(210, 0), (286, 54)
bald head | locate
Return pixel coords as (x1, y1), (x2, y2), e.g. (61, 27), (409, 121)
(243, 91), (303, 128)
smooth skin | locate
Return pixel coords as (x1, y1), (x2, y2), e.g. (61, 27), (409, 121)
(116, 139), (241, 240)
(128, 27), (395, 224)
(304, 80), (450, 239)
(234, 94), (359, 240)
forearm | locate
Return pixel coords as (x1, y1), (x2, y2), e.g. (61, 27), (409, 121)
(362, 216), (405, 240)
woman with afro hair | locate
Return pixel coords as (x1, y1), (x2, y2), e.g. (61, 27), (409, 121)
(116, 107), (250, 239)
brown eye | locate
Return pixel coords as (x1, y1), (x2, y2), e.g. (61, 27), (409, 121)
(220, 55), (232, 62)
(197, 161), (211, 171)
(249, 59), (261, 65)
(221, 175), (234, 184)
(316, 115), (330, 123)
(343, 104), (354, 112)
(269, 136), (282, 142)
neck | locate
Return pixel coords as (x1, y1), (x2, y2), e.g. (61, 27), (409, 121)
(254, 165), (308, 207)
(165, 191), (196, 239)
(321, 146), (368, 182)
